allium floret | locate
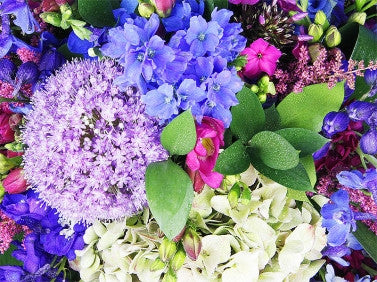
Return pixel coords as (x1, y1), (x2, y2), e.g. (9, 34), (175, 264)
(22, 59), (168, 224)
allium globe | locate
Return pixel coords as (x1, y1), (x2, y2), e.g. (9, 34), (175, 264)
(22, 59), (168, 224)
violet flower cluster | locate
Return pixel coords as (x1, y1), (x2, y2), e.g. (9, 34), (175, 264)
(22, 59), (168, 224)
(101, 9), (246, 127)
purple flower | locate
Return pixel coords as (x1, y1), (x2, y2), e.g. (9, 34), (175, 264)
(22, 59), (168, 224)
(364, 69), (377, 96)
(185, 16), (222, 57)
(306, 0), (332, 20)
(177, 78), (206, 112)
(322, 111), (350, 138)
(360, 130), (377, 155)
(142, 83), (180, 121)
(321, 190), (366, 247)
(323, 245), (351, 267)
(346, 101), (376, 122)
(0, 58), (16, 83)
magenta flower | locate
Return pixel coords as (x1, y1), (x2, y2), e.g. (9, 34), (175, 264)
(241, 38), (282, 79)
(186, 117), (224, 192)
(151, 0), (175, 17)
(0, 112), (15, 144)
(228, 0), (259, 5)
(3, 168), (28, 194)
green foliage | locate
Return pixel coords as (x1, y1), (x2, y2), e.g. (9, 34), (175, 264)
(353, 222), (377, 263)
(145, 160), (194, 240)
(230, 87), (265, 143)
(276, 82), (344, 132)
(78, 0), (118, 27)
(214, 140), (249, 175)
(160, 111), (197, 155)
(249, 131), (300, 170)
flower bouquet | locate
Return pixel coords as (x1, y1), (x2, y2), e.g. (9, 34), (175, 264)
(1, 0), (377, 281)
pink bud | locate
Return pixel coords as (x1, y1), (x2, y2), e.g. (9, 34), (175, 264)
(3, 168), (28, 194)
(0, 113), (15, 144)
(258, 15), (265, 25)
(151, 0), (175, 17)
(182, 228), (202, 261)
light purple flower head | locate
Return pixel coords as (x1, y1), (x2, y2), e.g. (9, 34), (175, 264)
(22, 59), (168, 224)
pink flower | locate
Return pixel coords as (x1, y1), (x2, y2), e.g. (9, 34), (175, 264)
(0, 112), (15, 145)
(151, 0), (175, 17)
(186, 117), (224, 192)
(228, 0), (259, 5)
(241, 38), (282, 79)
(3, 168), (28, 194)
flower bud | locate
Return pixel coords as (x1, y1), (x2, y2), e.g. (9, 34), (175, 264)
(348, 12), (367, 25)
(291, 12), (308, 22)
(258, 93), (267, 103)
(314, 11), (329, 30)
(151, 0), (175, 17)
(3, 168), (28, 194)
(60, 3), (73, 20)
(325, 26), (341, 48)
(170, 247), (186, 271)
(138, 3), (155, 18)
(150, 258), (166, 271)
(250, 85), (259, 93)
(0, 182), (4, 201)
(228, 183), (240, 208)
(40, 12), (62, 27)
(360, 130), (377, 155)
(182, 228), (201, 261)
(159, 237), (177, 262)
(240, 185), (251, 205)
(162, 268), (177, 282)
(308, 24), (323, 43)
(0, 154), (22, 174)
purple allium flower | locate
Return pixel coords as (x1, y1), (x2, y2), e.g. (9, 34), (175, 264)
(22, 59), (168, 224)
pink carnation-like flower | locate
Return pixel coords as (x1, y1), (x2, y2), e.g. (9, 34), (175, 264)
(186, 117), (224, 192)
(228, 0), (259, 5)
(0, 112), (15, 144)
(241, 38), (282, 79)
(3, 168), (28, 194)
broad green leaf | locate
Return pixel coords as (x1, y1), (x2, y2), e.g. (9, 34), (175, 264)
(264, 105), (281, 131)
(300, 155), (317, 187)
(353, 222), (377, 263)
(160, 110), (196, 155)
(78, 0), (117, 27)
(145, 160), (194, 239)
(276, 128), (329, 158)
(214, 140), (249, 175)
(204, 0), (215, 18)
(248, 148), (313, 191)
(249, 131), (300, 170)
(0, 244), (22, 266)
(230, 87), (265, 143)
(287, 188), (310, 203)
(213, 0), (228, 9)
(276, 82), (344, 132)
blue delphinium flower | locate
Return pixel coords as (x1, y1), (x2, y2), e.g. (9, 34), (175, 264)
(346, 101), (376, 122)
(360, 130), (377, 155)
(185, 16), (222, 57)
(0, 0), (39, 34)
(364, 69), (377, 97)
(321, 111), (350, 138)
(321, 190), (375, 247)
(306, 0), (333, 20)
(337, 169), (377, 206)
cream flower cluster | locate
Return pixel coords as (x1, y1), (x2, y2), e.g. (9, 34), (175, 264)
(74, 166), (327, 282)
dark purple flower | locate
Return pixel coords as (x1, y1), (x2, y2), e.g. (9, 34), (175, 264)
(185, 16), (221, 57)
(277, 0), (301, 11)
(313, 142), (330, 160)
(364, 69), (377, 86)
(0, 58), (16, 83)
(0, 266), (25, 282)
(360, 130), (377, 155)
(366, 110), (377, 128)
(307, 0), (332, 20)
(16, 62), (39, 85)
(322, 111), (350, 138)
(347, 101), (376, 122)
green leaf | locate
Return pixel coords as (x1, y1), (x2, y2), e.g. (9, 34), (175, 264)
(248, 149), (313, 191)
(160, 110), (196, 155)
(230, 87), (265, 143)
(249, 131), (300, 170)
(264, 105), (281, 131)
(353, 222), (377, 264)
(145, 160), (194, 240)
(300, 155), (317, 187)
(287, 188), (310, 203)
(0, 245), (22, 266)
(213, 0), (228, 9)
(204, 0), (215, 18)
(78, 0), (116, 27)
(214, 140), (250, 175)
(276, 82), (344, 132)
(276, 128), (329, 158)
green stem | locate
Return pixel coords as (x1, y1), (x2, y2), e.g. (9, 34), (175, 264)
(345, 3), (356, 13)
(364, 154), (377, 168)
(356, 147), (368, 170)
(361, 0), (377, 12)
(362, 263), (377, 276)
(366, 13), (377, 20)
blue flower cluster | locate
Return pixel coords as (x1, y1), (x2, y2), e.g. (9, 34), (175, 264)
(0, 190), (85, 281)
(101, 8), (246, 127)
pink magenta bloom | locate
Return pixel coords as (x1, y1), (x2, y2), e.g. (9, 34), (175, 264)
(186, 117), (224, 192)
(241, 38), (282, 79)
(0, 112), (15, 144)
(228, 0), (259, 5)
(152, 0), (175, 17)
(3, 168), (28, 194)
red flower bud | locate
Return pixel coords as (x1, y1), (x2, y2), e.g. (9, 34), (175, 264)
(3, 168), (28, 194)
(0, 113), (15, 144)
